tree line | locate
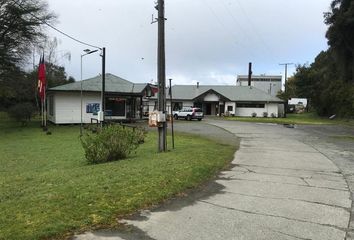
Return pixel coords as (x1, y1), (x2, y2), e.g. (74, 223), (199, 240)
(281, 0), (354, 117)
(0, 0), (74, 120)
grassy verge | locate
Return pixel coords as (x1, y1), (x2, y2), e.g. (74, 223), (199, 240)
(0, 120), (235, 240)
(224, 112), (354, 126)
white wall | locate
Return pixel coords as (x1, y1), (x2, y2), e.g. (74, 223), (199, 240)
(204, 93), (219, 102)
(235, 103), (279, 117)
(165, 100), (194, 113)
(224, 102), (236, 115)
(289, 98), (307, 107)
(50, 92), (101, 124)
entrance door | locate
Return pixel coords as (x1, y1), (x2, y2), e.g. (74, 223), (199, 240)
(206, 103), (212, 115)
(220, 104), (225, 115)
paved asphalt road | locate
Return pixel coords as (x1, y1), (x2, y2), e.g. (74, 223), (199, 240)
(74, 119), (354, 240)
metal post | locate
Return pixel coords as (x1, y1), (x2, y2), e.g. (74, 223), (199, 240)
(169, 78), (174, 149)
(101, 47), (106, 127)
(80, 55), (83, 136)
(157, 0), (167, 152)
(279, 63), (294, 118)
(81, 49), (98, 135)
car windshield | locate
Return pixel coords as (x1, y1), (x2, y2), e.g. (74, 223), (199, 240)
(194, 108), (202, 112)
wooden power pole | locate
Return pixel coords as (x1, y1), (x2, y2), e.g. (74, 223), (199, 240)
(156, 0), (167, 152)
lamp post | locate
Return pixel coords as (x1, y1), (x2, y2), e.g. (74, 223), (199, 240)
(279, 63), (294, 118)
(100, 47), (106, 127)
(80, 49), (98, 136)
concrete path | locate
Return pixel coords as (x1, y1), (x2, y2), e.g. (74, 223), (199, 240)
(74, 121), (352, 240)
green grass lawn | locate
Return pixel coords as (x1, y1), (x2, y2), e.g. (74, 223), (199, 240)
(0, 120), (235, 240)
(224, 112), (354, 126)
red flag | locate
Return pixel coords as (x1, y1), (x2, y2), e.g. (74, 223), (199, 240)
(37, 54), (46, 102)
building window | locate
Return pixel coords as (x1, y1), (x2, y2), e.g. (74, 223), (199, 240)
(237, 103), (265, 108)
(106, 97), (126, 117)
(227, 106), (233, 112)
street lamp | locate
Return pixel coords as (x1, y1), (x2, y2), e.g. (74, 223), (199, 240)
(80, 49), (98, 136)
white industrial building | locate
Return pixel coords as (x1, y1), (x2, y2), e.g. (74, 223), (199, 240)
(236, 75), (282, 96)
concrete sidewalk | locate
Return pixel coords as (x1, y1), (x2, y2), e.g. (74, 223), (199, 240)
(74, 121), (351, 240)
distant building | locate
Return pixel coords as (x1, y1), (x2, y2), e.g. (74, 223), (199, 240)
(236, 75), (282, 96)
(148, 83), (284, 118)
(289, 98), (307, 107)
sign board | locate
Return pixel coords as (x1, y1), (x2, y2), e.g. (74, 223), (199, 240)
(149, 111), (158, 127)
(149, 111), (166, 127)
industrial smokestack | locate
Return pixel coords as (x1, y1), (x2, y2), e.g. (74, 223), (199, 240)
(248, 62), (252, 86)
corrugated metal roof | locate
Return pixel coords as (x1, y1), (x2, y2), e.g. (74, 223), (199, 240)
(49, 73), (148, 94)
(170, 85), (283, 102)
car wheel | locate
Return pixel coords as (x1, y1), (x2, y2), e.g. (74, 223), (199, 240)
(198, 118), (202, 121)
(186, 115), (191, 121)
(174, 114), (178, 120)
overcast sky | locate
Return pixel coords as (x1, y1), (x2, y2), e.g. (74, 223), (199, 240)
(45, 0), (332, 86)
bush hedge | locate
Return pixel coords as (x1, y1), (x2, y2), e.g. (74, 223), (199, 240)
(81, 124), (146, 164)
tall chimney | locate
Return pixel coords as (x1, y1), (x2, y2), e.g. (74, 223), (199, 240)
(248, 62), (252, 86)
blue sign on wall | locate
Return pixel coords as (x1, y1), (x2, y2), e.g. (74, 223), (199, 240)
(86, 103), (100, 114)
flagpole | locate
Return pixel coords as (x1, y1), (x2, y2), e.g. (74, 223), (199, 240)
(41, 100), (44, 127)
(44, 90), (47, 128)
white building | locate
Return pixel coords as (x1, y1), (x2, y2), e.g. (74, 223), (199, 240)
(48, 74), (285, 124)
(147, 84), (284, 118)
(236, 75), (282, 96)
(47, 74), (156, 124)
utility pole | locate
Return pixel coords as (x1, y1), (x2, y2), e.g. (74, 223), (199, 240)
(156, 0), (167, 152)
(279, 63), (294, 118)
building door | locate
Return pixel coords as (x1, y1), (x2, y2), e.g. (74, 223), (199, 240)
(220, 104), (225, 115)
(206, 103), (212, 115)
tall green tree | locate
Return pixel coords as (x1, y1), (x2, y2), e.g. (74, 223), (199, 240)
(0, 0), (56, 110)
(0, 0), (59, 113)
(291, 0), (354, 117)
(325, 0), (354, 83)
(0, 0), (55, 71)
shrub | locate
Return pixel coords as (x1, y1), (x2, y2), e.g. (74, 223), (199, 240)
(7, 102), (36, 125)
(271, 113), (276, 118)
(263, 112), (268, 118)
(81, 124), (146, 164)
(251, 112), (257, 118)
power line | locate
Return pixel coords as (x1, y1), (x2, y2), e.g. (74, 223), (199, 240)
(233, 0), (276, 60)
(200, 0), (252, 52)
(12, 1), (101, 50)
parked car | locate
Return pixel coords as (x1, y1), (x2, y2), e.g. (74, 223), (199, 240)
(173, 107), (204, 121)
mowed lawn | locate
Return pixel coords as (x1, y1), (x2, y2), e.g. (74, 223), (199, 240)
(0, 119), (235, 240)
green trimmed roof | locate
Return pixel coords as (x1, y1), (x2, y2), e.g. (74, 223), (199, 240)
(171, 85), (283, 102)
(49, 73), (148, 94)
